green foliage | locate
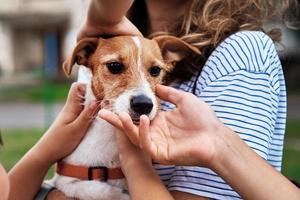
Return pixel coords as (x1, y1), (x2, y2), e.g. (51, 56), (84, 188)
(0, 129), (54, 179)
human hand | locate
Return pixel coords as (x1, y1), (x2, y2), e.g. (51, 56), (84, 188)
(77, 0), (142, 40)
(99, 85), (229, 168)
(115, 128), (152, 175)
(33, 83), (100, 166)
(78, 16), (142, 41)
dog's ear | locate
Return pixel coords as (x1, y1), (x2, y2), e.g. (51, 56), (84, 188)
(153, 35), (201, 64)
(63, 37), (99, 76)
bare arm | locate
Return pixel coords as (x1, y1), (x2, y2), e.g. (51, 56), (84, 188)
(8, 83), (100, 200)
(113, 127), (174, 200)
(212, 126), (300, 200)
(100, 85), (300, 200)
(100, 112), (208, 200)
(87, 0), (134, 25)
(78, 0), (141, 40)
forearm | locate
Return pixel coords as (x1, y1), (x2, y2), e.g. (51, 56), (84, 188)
(87, 0), (134, 25)
(8, 145), (52, 200)
(124, 160), (174, 200)
(212, 127), (300, 200)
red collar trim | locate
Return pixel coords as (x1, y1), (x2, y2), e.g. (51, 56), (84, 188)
(55, 162), (124, 181)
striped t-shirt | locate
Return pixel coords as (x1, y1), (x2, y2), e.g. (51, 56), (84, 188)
(156, 31), (286, 199)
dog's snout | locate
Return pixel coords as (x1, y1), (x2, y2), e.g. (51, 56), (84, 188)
(130, 95), (153, 115)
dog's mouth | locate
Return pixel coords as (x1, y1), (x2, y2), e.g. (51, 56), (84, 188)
(132, 118), (140, 125)
(129, 111), (141, 125)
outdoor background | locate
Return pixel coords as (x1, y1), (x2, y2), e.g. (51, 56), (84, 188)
(0, 0), (299, 182)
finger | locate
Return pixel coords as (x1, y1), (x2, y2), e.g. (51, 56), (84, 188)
(155, 85), (186, 106)
(64, 83), (86, 111)
(98, 109), (123, 130)
(72, 100), (100, 132)
(139, 115), (154, 154)
(115, 129), (133, 151)
(77, 29), (87, 42)
(117, 18), (143, 36)
(139, 116), (168, 164)
(119, 112), (139, 145)
(77, 29), (100, 42)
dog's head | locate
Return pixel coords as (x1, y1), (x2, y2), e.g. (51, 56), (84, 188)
(63, 36), (200, 122)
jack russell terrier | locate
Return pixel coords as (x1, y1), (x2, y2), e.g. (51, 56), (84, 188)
(50, 35), (200, 200)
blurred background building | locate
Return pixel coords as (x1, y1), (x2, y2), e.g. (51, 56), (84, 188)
(0, 0), (89, 81)
(0, 0), (299, 89)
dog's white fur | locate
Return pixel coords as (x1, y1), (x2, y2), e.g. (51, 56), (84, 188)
(50, 37), (158, 200)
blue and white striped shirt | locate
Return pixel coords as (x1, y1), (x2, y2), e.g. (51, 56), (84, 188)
(156, 31), (286, 199)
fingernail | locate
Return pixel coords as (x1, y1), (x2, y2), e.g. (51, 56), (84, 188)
(89, 100), (98, 109)
(99, 109), (108, 114)
(78, 84), (87, 94)
(119, 112), (128, 119)
(100, 100), (110, 108)
(98, 109), (109, 117)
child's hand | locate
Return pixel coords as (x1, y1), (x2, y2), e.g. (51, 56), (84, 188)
(115, 127), (152, 175)
(33, 83), (100, 166)
(99, 85), (228, 168)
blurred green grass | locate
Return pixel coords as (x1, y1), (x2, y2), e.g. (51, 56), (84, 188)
(0, 81), (70, 102)
(283, 119), (300, 182)
(0, 129), (54, 179)
(0, 121), (299, 182)
(285, 119), (300, 138)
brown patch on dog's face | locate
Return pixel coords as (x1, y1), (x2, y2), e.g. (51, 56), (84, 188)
(87, 37), (171, 117)
(65, 36), (200, 120)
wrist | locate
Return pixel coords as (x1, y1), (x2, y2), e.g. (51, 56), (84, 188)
(120, 153), (153, 177)
(209, 125), (240, 172)
(31, 129), (60, 167)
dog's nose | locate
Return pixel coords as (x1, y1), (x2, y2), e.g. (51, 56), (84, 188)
(130, 95), (153, 115)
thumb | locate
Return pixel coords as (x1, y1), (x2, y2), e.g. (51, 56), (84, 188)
(72, 101), (101, 132)
(156, 85), (187, 106)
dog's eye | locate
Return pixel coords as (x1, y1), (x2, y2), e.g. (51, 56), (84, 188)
(149, 66), (161, 77)
(106, 62), (124, 74)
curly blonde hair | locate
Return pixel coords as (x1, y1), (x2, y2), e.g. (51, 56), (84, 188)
(129, 0), (298, 84)
(179, 0), (297, 49)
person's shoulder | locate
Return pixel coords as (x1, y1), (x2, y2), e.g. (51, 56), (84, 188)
(228, 31), (274, 49)
(196, 31), (281, 93)
(204, 31), (279, 75)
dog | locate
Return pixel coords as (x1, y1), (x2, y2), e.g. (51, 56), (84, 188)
(50, 35), (200, 200)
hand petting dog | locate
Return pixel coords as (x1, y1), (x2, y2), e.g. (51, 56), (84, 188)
(8, 83), (100, 200)
(99, 84), (225, 168)
(34, 83), (101, 164)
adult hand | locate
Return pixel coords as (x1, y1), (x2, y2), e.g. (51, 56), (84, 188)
(34, 83), (101, 165)
(99, 85), (228, 168)
(78, 16), (142, 41)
